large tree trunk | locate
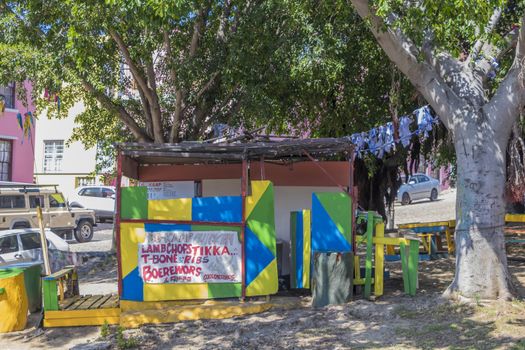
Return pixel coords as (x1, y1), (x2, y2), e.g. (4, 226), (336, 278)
(446, 117), (514, 300)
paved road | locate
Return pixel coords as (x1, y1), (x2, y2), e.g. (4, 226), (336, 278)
(394, 188), (456, 226)
(68, 222), (114, 253)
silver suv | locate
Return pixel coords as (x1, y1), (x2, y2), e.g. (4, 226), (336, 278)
(0, 184), (97, 242)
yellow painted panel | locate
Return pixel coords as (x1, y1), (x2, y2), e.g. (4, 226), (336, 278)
(374, 222), (385, 297)
(398, 221), (451, 229)
(245, 181), (270, 219)
(44, 316), (120, 328)
(302, 210), (311, 289)
(121, 223), (146, 278)
(121, 302), (272, 328)
(505, 213), (525, 223)
(148, 198), (192, 221)
(45, 308), (120, 319)
(373, 237), (411, 246)
(246, 259), (278, 296)
(144, 283), (208, 301)
(0, 273), (28, 333)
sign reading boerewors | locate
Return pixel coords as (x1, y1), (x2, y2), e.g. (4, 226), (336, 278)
(138, 230), (241, 284)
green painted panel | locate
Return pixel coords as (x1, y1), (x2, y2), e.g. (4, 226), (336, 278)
(207, 283), (242, 298)
(246, 185), (276, 255)
(316, 192), (351, 241)
(120, 187), (148, 219)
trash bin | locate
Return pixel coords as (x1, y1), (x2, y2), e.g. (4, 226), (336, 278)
(0, 268), (29, 333)
(1, 262), (43, 312)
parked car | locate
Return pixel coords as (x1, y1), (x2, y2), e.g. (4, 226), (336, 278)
(0, 228), (79, 271)
(68, 186), (115, 223)
(397, 173), (440, 205)
(0, 185), (97, 242)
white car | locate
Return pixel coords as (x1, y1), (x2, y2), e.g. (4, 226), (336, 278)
(68, 186), (116, 223)
(397, 173), (440, 205)
(0, 228), (79, 271)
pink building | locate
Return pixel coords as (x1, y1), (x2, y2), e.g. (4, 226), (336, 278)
(0, 82), (35, 183)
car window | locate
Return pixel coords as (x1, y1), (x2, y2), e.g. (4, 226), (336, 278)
(20, 232), (42, 250)
(0, 235), (19, 254)
(417, 175), (429, 183)
(49, 193), (66, 208)
(80, 187), (102, 197)
(29, 195), (45, 208)
(0, 195), (25, 209)
(407, 177), (418, 184)
(101, 188), (114, 198)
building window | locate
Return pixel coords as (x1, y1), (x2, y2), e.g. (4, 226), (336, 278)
(43, 140), (64, 172)
(0, 83), (15, 109)
(0, 140), (11, 181)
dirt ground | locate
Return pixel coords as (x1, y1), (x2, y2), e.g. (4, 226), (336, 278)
(2, 189), (525, 349)
(2, 244), (524, 350)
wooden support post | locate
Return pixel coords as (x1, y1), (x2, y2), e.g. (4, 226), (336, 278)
(399, 241), (410, 295)
(240, 158), (248, 301)
(36, 206), (52, 275)
(374, 221), (385, 298)
(364, 212), (374, 299)
(115, 151), (123, 297)
(408, 239), (419, 296)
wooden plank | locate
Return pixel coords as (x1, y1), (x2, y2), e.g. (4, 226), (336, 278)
(45, 308), (120, 319)
(90, 294), (113, 310)
(101, 294), (119, 309)
(43, 279), (58, 311)
(505, 213), (525, 223)
(68, 295), (92, 310)
(399, 242), (410, 295)
(43, 266), (75, 280)
(374, 222), (385, 298)
(373, 237), (412, 245)
(78, 295), (105, 310)
(59, 295), (81, 310)
(408, 240), (420, 296)
(44, 316), (120, 328)
(364, 212), (374, 299)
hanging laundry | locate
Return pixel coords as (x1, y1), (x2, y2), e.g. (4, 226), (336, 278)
(416, 106), (434, 138)
(399, 116), (412, 147)
(376, 125), (386, 158)
(351, 133), (366, 158)
(383, 122), (395, 153)
(368, 128), (378, 156)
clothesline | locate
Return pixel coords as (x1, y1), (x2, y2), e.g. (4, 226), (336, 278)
(349, 105), (438, 159)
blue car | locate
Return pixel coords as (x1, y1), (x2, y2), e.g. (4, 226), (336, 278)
(397, 173), (440, 205)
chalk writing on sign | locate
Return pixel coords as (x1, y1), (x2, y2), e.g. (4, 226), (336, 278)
(138, 181), (194, 200)
(138, 230), (241, 284)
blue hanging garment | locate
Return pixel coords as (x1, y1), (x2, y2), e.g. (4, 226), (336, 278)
(416, 106), (434, 138)
(384, 122), (394, 153)
(376, 125), (386, 158)
(399, 116), (412, 147)
(351, 133), (365, 158)
(368, 128), (378, 156)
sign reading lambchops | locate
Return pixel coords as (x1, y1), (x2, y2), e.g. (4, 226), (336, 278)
(138, 230), (241, 284)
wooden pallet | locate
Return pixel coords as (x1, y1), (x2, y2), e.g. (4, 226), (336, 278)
(44, 294), (120, 327)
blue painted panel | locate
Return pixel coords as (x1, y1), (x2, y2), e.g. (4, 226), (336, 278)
(144, 223), (192, 232)
(192, 196), (242, 223)
(311, 194), (352, 252)
(296, 213), (304, 289)
(245, 227), (274, 286)
(122, 267), (144, 301)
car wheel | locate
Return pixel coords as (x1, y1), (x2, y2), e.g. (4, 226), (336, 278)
(401, 192), (411, 205)
(430, 188), (438, 201)
(75, 220), (94, 243)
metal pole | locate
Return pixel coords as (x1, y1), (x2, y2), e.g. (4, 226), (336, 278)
(36, 206), (51, 275)
(115, 151), (123, 297)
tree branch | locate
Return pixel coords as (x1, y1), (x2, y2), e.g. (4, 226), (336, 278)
(349, 0), (463, 130)
(81, 79), (151, 142)
(164, 30), (183, 143)
(109, 28), (164, 142)
(469, 7), (503, 64)
(485, 16), (525, 136)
